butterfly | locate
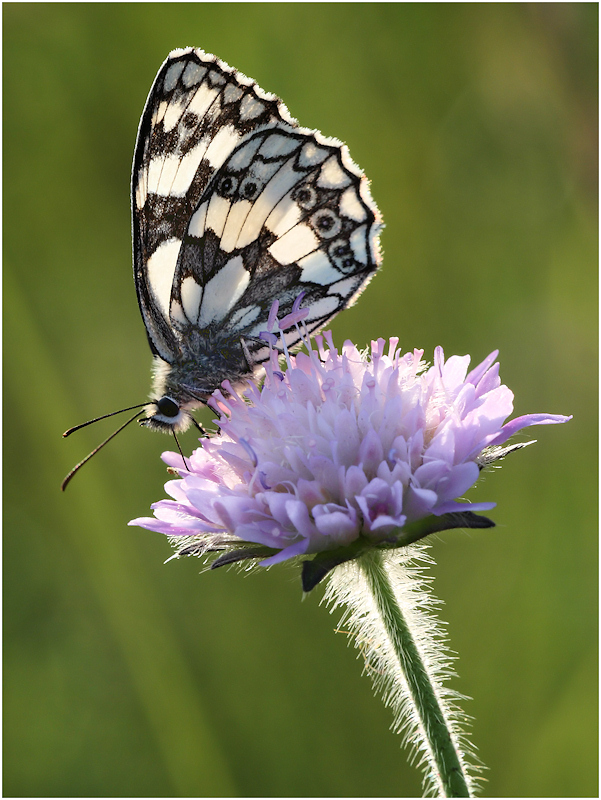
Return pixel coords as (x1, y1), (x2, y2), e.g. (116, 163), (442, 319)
(62, 47), (382, 489)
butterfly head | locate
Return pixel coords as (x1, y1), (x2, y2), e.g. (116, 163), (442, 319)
(142, 353), (227, 433)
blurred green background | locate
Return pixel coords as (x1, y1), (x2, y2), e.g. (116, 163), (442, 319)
(4, 3), (597, 797)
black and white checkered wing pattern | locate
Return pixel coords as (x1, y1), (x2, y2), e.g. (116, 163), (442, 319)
(132, 47), (382, 365)
(132, 48), (293, 360)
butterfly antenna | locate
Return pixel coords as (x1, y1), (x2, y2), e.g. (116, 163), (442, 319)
(61, 408), (145, 491)
(63, 403), (149, 437)
(172, 431), (190, 472)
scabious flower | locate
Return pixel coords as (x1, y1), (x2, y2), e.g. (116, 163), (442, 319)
(130, 320), (570, 581)
(130, 309), (570, 796)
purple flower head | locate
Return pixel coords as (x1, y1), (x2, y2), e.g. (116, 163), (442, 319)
(130, 316), (571, 583)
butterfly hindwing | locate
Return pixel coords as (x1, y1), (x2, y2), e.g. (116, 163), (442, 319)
(169, 125), (380, 360)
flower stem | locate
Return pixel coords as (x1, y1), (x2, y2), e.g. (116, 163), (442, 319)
(358, 550), (471, 797)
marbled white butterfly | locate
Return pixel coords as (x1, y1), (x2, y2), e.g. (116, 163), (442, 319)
(62, 47), (382, 489)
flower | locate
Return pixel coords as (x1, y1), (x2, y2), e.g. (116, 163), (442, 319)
(130, 327), (570, 578)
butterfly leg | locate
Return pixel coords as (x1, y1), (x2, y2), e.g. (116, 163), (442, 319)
(191, 417), (207, 437)
(240, 337), (254, 372)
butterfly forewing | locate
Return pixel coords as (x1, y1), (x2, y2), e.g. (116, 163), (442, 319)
(132, 47), (382, 423)
(132, 48), (296, 360)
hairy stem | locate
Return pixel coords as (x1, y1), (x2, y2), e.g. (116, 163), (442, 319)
(358, 549), (471, 797)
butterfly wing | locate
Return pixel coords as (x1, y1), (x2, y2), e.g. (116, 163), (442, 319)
(133, 47), (382, 373)
(132, 47), (298, 361)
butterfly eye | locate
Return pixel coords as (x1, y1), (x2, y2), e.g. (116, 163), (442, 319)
(310, 208), (341, 239)
(218, 175), (238, 197)
(240, 178), (260, 200)
(293, 184), (317, 210)
(156, 397), (180, 418)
